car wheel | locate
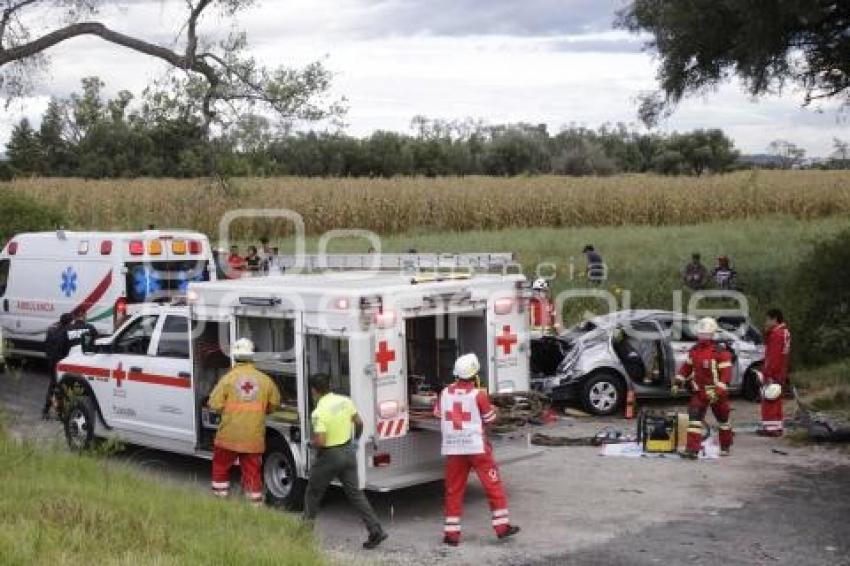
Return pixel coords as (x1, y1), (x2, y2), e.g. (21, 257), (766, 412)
(264, 438), (306, 511)
(582, 372), (625, 416)
(63, 396), (96, 451)
(742, 366), (762, 402)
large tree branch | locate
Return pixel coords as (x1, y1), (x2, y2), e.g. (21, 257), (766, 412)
(185, 0), (212, 64)
(0, 0), (39, 48)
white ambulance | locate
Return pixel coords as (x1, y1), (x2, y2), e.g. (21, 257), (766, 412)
(0, 230), (215, 357)
(57, 271), (537, 510)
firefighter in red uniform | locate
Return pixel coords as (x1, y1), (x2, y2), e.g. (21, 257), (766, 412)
(529, 278), (556, 334)
(758, 308), (791, 437)
(673, 318), (734, 459)
(434, 353), (520, 546)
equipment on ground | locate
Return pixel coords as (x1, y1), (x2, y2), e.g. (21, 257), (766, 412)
(636, 409), (686, 453)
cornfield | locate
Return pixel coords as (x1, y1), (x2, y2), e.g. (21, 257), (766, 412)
(10, 170), (850, 239)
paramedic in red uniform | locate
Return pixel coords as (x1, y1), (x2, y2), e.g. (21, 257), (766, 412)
(758, 308), (791, 437)
(208, 338), (281, 506)
(434, 353), (520, 546)
(673, 318), (734, 459)
(529, 278), (556, 333)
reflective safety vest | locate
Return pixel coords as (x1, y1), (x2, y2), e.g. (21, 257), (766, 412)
(439, 385), (485, 456)
(209, 363), (281, 453)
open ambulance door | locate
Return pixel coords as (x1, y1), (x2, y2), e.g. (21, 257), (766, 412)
(368, 312), (409, 443)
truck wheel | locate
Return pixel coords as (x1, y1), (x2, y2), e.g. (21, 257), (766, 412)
(64, 396), (96, 451)
(742, 366), (762, 402)
(582, 371), (625, 416)
(264, 439), (306, 512)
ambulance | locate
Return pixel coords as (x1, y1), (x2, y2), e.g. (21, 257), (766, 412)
(57, 270), (537, 510)
(0, 230), (215, 357)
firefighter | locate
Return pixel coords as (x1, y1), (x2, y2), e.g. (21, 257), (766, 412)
(304, 374), (387, 550)
(673, 318), (734, 458)
(207, 338), (281, 506)
(758, 308), (791, 437)
(42, 313), (73, 419)
(435, 353), (520, 546)
(529, 278), (556, 333)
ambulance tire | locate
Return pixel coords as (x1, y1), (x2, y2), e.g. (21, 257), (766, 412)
(581, 371), (625, 416)
(264, 438), (306, 511)
(63, 396), (96, 451)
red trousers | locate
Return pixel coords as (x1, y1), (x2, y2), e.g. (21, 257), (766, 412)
(761, 397), (784, 433)
(687, 394), (733, 453)
(444, 443), (511, 542)
(211, 447), (263, 503)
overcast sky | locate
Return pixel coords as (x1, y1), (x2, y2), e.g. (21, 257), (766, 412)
(1, 0), (847, 156)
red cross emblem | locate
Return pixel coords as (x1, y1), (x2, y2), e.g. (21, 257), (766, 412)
(240, 380), (255, 395)
(113, 362), (126, 388)
(496, 325), (517, 355)
(375, 340), (396, 374)
(444, 401), (472, 431)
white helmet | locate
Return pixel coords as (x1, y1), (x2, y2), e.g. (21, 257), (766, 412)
(696, 317), (719, 337)
(762, 382), (783, 401)
(532, 278), (549, 291)
(453, 353), (480, 380)
(231, 338), (255, 360)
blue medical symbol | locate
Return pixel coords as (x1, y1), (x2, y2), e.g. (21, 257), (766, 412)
(132, 266), (162, 298)
(177, 269), (204, 293)
(60, 266), (78, 298)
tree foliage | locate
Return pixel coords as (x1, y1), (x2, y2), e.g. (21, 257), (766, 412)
(618, 1), (850, 126)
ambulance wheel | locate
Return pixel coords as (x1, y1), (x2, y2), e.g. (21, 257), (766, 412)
(582, 371), (625, 416)
(264, 439), (306, 511)
(64, 396), (96, 451)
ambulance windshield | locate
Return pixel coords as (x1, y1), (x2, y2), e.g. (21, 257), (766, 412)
(125, 260), (210, 303)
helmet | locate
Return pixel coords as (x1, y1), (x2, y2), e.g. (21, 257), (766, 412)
(762, 382), (783, 401)
(231, 338), (255, 360)
(532, 278), (549, 291)
(453, 353), (480, 380)
(696, 317), (719, 337)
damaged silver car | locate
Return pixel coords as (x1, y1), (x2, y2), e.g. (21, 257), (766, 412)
(530, 310), (765, 416)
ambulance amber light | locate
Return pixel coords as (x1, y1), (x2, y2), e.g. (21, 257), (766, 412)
(373, 453), (391, 467)
(129, 240), (144, 255)
(100, 240), (112, 255)
(7, 241), (17, 255)
(374, 310), (396, 328)
(494, 297), (514, 315)
(172, 240), (186, 255)
(148, 240), (162, 255)
(188, 240), (202, 254)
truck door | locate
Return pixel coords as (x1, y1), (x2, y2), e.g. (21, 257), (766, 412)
(489, 294), (530, 393)
(370, 314), (408, 441)
(106, 313), (159, 429)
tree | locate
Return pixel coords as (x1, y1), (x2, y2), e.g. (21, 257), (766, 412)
(6, 117), (41, 173)
(768, 139), (806, 169)
(832, 137), (849, 167)
(0, 1), (343, 133)
(618, 1), (850, 126)
(39, 98), (76, 175)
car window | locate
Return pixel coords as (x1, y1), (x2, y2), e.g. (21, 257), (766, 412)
(156, 315), (190, 359)
(114, 315), (159, 355)
(0, 259), (9, 297)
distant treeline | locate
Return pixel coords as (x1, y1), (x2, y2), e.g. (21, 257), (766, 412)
(1, 77), (749, 179)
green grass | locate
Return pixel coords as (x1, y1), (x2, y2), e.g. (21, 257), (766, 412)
(0, 431), (324, 566)
(793, 359), (850, 419)
(281, 214), (850, 324)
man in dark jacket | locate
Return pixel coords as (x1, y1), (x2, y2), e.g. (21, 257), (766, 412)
(43, 313), (73, 419)
(67, 311), (98, 349)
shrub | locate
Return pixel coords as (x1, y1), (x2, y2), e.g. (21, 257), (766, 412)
(787, 229), (850, 365)
(0, 190), (64, 242)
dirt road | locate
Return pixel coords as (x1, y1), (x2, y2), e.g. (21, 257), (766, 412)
(2, 367), (849, 566)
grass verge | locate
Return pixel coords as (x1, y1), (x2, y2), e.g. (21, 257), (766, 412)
(0, 429), (324, 566)
(793, 359), (850, 420)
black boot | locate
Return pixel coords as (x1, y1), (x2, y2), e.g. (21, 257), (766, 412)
(363, 530), (388, 549)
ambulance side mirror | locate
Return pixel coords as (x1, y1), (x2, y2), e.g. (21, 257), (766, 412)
(80, 332), (96, 355)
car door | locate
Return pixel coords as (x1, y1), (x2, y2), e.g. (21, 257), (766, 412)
(139, 313), (195, 443)
(108, 314), (160, 430)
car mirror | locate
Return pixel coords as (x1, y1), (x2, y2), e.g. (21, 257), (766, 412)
(80, 331), (96, 355)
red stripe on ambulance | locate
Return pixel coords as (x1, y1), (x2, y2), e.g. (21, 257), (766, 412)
(57, 363), (189, 389)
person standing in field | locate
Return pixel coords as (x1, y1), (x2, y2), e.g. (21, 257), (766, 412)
(712, 255), (738, 290)
(227, 245), (246, 278)
(304, 374), (388, 550)
(683, 252), (708, 289)
(583, 245), (606, 284)
(244, 246), (262, 274)
(208, 338), (281, 506)
(758, 308), (791, 437)
(42, 313), (73, 419)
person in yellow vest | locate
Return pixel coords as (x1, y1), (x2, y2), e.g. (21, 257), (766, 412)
(304, 374), (388, 550)
(208, 338), (281, 506)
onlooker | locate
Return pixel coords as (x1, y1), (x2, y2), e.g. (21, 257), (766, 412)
(583, 245), (606, 284)
(245, 246), (261, 273)
(683, 252), (708, 290)
(43, 313), (73, 419)
(712, 255), (738, 290)
(267, 247), (285, 275)
(227, 246), (246, 278)
(67, 310), (97, 350)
